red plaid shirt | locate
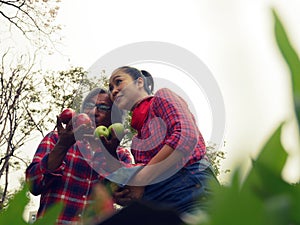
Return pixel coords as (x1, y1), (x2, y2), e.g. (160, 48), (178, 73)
(131, 88), (206, 167)
(25, 131), (133, 224)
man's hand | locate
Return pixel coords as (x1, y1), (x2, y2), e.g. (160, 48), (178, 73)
(99, 128), (125, 158)
(47, 116), (76, 171)
(56, 116), (76, 149)
(113, 185), (145, 206)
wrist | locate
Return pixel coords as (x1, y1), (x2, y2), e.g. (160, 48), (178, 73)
(52, 144), (69, 157)
(56, 140), (73, 150)
(130, 169), (150, 186)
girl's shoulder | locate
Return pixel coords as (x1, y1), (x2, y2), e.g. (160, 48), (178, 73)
(154, 88), (173, 96)
(153, 88), (181, 105)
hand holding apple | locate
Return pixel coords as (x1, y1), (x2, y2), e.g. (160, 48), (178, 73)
(71, 113), (94, 141)
(59, 108), (76, 124)
(72, 113), (92, 129)
(56, 115), (76, 148)
(94, 123), (125, 157)
(94, 123), (125, 140)
(94, 125), (110, 139)
(108, 123), (125, 140)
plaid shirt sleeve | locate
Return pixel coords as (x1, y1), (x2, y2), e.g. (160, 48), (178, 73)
(25, 131), (66, 195)
(26, 132), (105, 223)
(116, 146), (134, 164)
(131, 88), (206, 166)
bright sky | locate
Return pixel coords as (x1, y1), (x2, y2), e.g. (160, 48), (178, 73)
(9, 0), (300, 219)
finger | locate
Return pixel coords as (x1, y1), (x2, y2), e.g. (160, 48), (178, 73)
(99, 135), (109, 145)
(56, 116), (64, 133)
(65, 118), (74, 131)
(113, 188), (130, 197)
(113, 189), (132, 206)
(114, 197), (132, 206)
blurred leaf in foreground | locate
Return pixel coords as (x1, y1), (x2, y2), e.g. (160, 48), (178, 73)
(273, 9), (300, 132)
(242, 124), (287, 191)
(204, 169), (264, 225)
(34, 202), (63, 225)
(0, 185), (29, 224)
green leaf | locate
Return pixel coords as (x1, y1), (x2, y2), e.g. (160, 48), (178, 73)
(240, 124), (292, 224)
(207, 170), (265, 225)
(290, 183), (300, 223)
(34, 202), (64, 225)
(243, 124), (287, 190)
(0, 185), (29, 225)
(273, 9), (300, 131)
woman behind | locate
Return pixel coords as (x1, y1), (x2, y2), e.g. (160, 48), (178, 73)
(108, 66), (219, 217)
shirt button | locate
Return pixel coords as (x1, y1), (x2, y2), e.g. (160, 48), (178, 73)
(82, 195), (86, 199)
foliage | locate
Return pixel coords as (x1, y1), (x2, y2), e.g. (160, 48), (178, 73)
(0, 0), (62, 209)
(205, 142), (228, 178)
(0, 51), (46, 208)
(273, 9), (300, 130)
(42, 67), (106, 126)
(0, 184), (62, 224)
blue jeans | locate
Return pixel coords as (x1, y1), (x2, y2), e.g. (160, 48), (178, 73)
(142, 160), (219, 215)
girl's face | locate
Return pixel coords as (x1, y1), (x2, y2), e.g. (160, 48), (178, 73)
(109, 70), (145, 110)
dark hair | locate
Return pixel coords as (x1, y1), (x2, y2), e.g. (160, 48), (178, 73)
(81, 87), (123, 123)
(80, 87), (108, 112)
(116, 66), (154, 94)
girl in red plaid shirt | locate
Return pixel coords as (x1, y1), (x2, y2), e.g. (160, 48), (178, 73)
(109, 66), (220, 217)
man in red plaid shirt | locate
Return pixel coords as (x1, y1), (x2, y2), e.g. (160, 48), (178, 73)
(25, 88), (133, 225)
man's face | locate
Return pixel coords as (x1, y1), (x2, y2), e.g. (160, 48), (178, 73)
(82, 93), (113, 128)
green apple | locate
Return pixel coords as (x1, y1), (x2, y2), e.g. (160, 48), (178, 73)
(108, 123), (125, 139)
(94, 125), (110, 138)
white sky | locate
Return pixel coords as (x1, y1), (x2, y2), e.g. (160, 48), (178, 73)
(5, 0), (300, 218)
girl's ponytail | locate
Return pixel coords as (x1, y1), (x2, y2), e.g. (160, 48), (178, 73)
(141, 70), (154, 94)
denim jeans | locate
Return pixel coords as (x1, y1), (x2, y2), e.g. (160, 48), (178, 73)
(142, 160), (219, 215)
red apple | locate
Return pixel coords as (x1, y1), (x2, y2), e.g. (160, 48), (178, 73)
(72, 113), (92, 128)
(59, 108), (76, 124)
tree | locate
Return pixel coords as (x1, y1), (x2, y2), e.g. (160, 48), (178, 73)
(0, 0), (64, 208)
(42, 67), (108, 125)
(0, 52), (106, 208)
(0, 50), (44, 208)
(0, 0), (61, 48)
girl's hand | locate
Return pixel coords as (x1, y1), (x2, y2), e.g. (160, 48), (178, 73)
(113, 188), (131, 206)
(113, 185), (145, 206)
(126, 185), (145, 201)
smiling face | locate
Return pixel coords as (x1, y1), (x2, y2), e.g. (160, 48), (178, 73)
(109, 69), (148, 110)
